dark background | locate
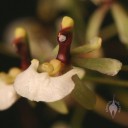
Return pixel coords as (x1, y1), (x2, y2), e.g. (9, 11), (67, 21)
(0, 0), (37, 39)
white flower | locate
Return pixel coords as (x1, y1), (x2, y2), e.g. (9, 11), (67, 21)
(14, 59), (85, 102)
(0, 81), (18, 110)
(0, 68), (21, 110)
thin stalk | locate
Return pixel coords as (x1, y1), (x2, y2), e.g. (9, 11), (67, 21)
(84, 76), (128, 87)
(71, 106), (86, 128)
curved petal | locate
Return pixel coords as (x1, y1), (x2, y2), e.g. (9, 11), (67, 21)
(85, 5), (109, 41)
(111, 2), (128, 45)
(71, 37), (102, 55)
(72, 58), (122, 76)
(0, 81), (18, 110)
(72, 67), (85, 79)
(14, 59), (80, 102)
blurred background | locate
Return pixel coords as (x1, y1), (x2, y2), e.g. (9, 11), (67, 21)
(0, 0), (128, 128)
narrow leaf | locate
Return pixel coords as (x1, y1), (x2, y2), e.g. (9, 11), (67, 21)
(72, 58), (122, 76)
(46, 100), (68, 114)
(72, 75), (96, 109)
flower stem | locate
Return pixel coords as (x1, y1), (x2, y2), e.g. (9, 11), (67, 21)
(71, 106), (86, 128)
(84, 76), (128, 87)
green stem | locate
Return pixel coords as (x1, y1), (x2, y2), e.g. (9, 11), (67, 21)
(84, 76), (128, 87)
(70, 106), (86, 128)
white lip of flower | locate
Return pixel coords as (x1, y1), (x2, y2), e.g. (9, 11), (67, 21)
(0, 81), (18, 110)
(14, 59), (85, 102)
(0, 68), (21, 110)
(59, 35), (66, 42)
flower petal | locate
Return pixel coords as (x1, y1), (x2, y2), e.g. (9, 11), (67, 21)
(0, 81), (18, 110)
(72, 67), (85, 79)
(85, 5), (109, 41)
(14, 59), (80, 102)
(72, 58), (122, 76)
(111, 2), (128, 45)
(71, 37), (102, 55)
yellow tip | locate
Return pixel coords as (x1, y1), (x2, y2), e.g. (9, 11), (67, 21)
(15, 27), (26, 38)
(61, 16), (74, 29)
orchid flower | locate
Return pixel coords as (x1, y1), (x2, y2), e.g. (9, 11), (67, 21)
(14, 16), (122, 111)
(14, 16), (85, 103)
(0, 28), (31, 110)
(14, 59), (84, 102)
(52, 17), (122, 109)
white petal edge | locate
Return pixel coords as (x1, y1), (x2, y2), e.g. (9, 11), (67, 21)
(14, 59), (82, 102)
(72, 66), (85, 79)
(0, 81), (18, 110)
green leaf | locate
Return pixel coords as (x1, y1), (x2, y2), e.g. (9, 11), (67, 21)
(46, 100), (68, 114)
(111, 2), (128, 45)
(72, 58), (122, 76)
(72, 75), (96, 109)
(71, 37), (102, 55)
